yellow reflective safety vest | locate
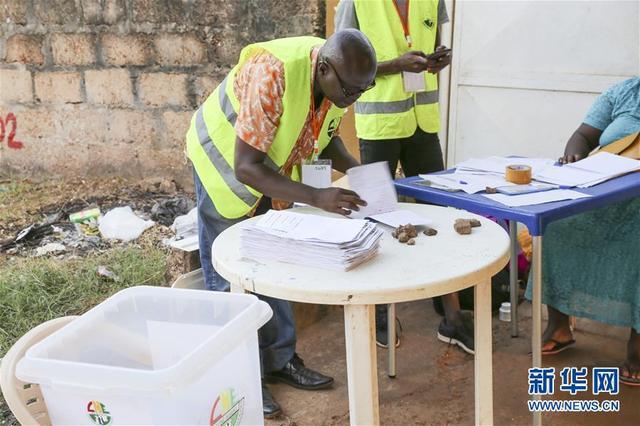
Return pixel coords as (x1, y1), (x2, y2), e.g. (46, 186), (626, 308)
(353, 0), (440, 139)
(186, 37), (345, 219)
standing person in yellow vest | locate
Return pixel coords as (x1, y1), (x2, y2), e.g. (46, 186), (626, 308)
(335, 1), (475, 355)
(185, 30), (377, 417)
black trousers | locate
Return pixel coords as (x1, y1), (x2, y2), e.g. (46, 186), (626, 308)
(359, 127), (444, 177)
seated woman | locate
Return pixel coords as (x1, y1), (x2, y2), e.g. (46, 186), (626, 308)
(527, 76), (640, 386)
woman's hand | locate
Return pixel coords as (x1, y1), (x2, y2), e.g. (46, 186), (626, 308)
(558, 124), (602, 164)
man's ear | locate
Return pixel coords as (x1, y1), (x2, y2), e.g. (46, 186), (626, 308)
(318, 60), (329, 76)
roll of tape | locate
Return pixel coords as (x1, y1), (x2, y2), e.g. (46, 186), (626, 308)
(505, 164), (532, 184)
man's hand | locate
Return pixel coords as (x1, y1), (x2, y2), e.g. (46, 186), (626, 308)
(426, 46), (451, 74)
(311, 188), (367, 216)
(393, 51), (429, 73)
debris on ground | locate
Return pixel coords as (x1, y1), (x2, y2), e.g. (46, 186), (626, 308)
(99, 206), (155, 242)
(35, 242), (66, 257)
(97, 265), (120, 282)
(171, 207), (198, 239)
(69, 207), (101, 223)
(0, 178), (195, 264)
(151, 197), (195, 226)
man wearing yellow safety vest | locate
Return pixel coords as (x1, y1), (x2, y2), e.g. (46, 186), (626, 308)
(335, 1), (475, 355)
(185, 30), (377, 417)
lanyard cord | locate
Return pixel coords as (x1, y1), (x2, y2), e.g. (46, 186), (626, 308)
(392, 0), (412, 47)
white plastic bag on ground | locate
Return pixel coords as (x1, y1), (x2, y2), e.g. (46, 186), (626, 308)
(99, 206), (155, 242)
(171, 207), (198, 238)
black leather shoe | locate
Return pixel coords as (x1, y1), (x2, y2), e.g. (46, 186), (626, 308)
(262, 383), (281, 418)
(265, 354), (334, 390)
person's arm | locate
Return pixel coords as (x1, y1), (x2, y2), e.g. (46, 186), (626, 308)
(560, 87), (615, 163)
(427, 0), (451, 74)
(234, 139), (366, 215)
(319, 136), (360, 173)
(559, 124), (602, 164)
(376, 52), (430, 76)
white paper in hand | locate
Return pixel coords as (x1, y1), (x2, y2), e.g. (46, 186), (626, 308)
(347, 162), (398, 218)
(347, 162), (431, 227)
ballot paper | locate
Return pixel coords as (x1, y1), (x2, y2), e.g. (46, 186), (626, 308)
(419, 172), (516, 194)
(240, 210), (384, 271)
(483, 189), (591, 207)
(534, 152), (640, 187)
(347, 162), (432, 227)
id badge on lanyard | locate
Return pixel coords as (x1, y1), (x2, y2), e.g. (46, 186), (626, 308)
(302, 138), (332, 188)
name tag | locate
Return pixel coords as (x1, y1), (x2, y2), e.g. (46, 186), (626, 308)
(402, 71), (426, 92)
(302, 159), (332, 188)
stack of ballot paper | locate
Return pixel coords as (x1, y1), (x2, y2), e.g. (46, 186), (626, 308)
(534, 152), (640, 187)
(241, 210), (384, 271)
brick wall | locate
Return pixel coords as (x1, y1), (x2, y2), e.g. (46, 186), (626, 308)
(0, 0), (325, 184)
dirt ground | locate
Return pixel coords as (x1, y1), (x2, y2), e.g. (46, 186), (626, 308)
(265, 301), (639, 426)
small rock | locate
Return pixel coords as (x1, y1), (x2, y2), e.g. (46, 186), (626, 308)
(454, 219), (472, 235)
(469, 218), (481, 228)
(407, 238), (415, 245)
(423, 227), (438, 236)
(398, 232), (409, 243)
(486, 186), (498, 194)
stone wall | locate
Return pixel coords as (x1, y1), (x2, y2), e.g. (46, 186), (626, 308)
(0, 0), (325, 184)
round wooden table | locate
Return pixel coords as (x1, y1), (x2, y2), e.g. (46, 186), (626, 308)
(212, 203), (510, 425)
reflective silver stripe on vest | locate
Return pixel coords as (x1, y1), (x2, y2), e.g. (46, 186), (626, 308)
(218, 78), (280, 172)
(355, 90), (439, 114)
(355, 97), (413, 115)
(195, 107), (258, 207)
(218, 76), (238, 126)
(415, 90), (439, 105)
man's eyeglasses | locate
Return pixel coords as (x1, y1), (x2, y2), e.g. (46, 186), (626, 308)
(321, 59), (376, 98)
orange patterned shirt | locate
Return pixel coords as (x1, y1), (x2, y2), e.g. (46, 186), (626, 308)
(233, 46), (336, 209)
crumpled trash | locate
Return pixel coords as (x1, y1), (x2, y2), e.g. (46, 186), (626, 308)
(69, 207), (101, 223)
(171, 207), (198, 238)
(35, 242), (66, 257)
(98, 206), (155, 242)
(97, 265), (120, 282)
(151, 197), (195, 226)
(1, 223), (57, 252)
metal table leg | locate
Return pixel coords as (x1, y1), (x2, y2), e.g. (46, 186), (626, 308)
(387, 303), (397, 378)
(509, 221), (519, 337)
(532, 236), (543, 426)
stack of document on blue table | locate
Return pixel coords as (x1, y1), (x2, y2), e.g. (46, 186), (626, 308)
(419, 156), (556, 194)
(240, 210), (383, 271)
(534, 152), (640, 187)
(455, 156), (556, 176)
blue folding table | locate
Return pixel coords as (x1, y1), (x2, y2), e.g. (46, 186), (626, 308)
(395, 171), (640, 425)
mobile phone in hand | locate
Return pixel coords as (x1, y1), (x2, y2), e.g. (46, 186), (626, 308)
(426, 48), (451, 60)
